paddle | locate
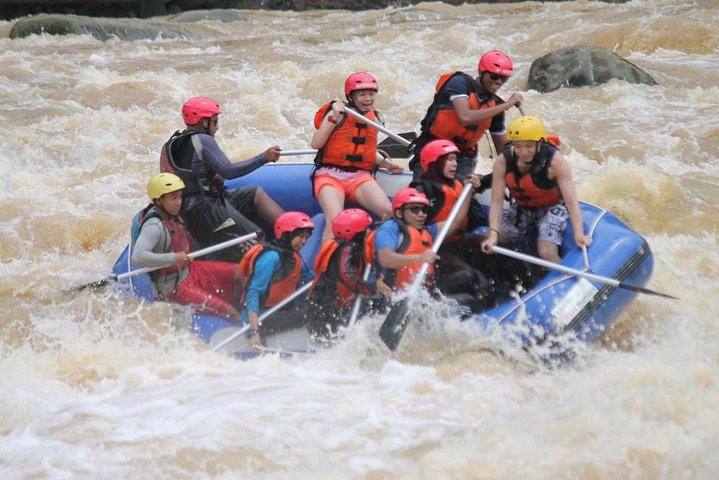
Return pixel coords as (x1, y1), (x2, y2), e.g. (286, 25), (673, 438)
(210, 281), (313, 352)
(378, 183), (475, 351)
(491, 245), (677, 299)
(68, 232), (259, 293)
(279, 149), (318, 156)
(343, 108), (413, 148)
(347, 264), (373, 328)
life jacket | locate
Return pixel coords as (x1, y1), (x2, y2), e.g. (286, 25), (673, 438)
(413, 179), (467, 243)
(237, 243), (302, 308)
(160, 130), (225, 197)
(312, 101), (379, 172)
(309, 239), (363, 309)
(503, 143), (562, 208)
(365, 220), (434, 290)
(420, 72), (498, 154)
(131, 204), (191, 281)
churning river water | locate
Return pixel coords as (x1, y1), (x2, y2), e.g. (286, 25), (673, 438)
(1, 1), (718, 478)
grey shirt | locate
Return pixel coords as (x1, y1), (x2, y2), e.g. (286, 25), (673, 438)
(131, 212), (189, 297)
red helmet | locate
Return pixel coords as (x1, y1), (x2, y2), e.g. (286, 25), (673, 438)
(344, 72), (379, 97)
(274, 211), (315, 238)
(392, 187), (430, 211)
(332, 208), (372, 241)
(419, 139), (460, 172)
(478, 50), (513, 77)
(182, 97), (221, 125)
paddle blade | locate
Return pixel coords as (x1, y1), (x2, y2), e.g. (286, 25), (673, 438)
(378, 132), (417, 159)
(378, 298), (411, 351)
(64, 276), (115, 294)
(620, 281), (678, 300)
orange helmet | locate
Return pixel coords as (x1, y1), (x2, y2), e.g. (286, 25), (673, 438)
(344, 72), (379, 97)
(332, 209), (372, 241)
(182, 97), (221, 125)
(274, 212), (315, 238)
(478, 50), (513, 77)
(392, 187), (429, 211)
(419, 139), (460, 172)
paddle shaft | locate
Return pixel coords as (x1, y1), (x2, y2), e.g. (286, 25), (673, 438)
(117, 233), (258, 282)
(407, 183), (474, 294)
(343, 108), (412, 147)
(347, 263), (373, 327)
(72, 233), (259, 292)
(491, 246), (677, 299)
(279, 149), (317, 156)
(211, 281), (313, 352)
(379, 183), (475, 350)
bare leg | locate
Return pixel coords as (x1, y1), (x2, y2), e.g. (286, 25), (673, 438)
(353, 180), (393, 222)
(538, 240), (561, 263)
(253, 187), (285, 226)
(317, 185), (345, 241)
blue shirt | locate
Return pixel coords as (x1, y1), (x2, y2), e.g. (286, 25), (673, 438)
(243, 250), (314, 316)
(374, 220), (438, 277)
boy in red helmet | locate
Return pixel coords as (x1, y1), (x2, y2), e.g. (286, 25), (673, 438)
(311, 72), (404, 241)
(368, 185), (476, 292)
(410, 50), (525, 181)
(160, 96), (285, 261)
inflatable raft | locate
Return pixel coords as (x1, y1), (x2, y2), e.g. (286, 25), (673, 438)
(112, 163), (654, 358)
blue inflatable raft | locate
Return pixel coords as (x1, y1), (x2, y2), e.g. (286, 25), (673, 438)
(112, 163), (654, 357)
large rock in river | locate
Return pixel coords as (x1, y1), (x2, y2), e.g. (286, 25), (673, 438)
(10, 14), (193, 41)
(527, 45), (656, 93)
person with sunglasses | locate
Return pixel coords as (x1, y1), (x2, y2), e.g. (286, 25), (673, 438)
(160, 96), (285, 261)
(368, 186), (473, 292)
(409, 50), (525, 182)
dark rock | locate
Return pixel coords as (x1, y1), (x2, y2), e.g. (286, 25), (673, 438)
(9, 14), (193, 41)
(527, 45), (657, 93)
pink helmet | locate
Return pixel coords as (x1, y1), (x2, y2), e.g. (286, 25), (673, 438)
(344, 72), (379, 97)
(478, 50), (513, 77)
(392, 187), (430, 211)
(332, 208), (372, 241)
(274, 211), (315, 238)
(420, 139), (460, 172)
(182, 97), (221, 125)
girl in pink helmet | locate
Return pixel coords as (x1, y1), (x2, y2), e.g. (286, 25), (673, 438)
(310, 72), (404, 241)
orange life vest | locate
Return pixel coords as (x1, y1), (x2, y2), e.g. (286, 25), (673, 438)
(365, 221), (435, 291)
(313, 101), (378, 171)
(238, 244), (302, 308)
(503, 143), (562, 208)
(434, 179), (467, 243)
(309, 239), (362, 309)
(425, 72), (497, 154)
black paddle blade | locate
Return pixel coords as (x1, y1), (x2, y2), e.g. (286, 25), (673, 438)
(620, 281), (678, 300)
(378, 298), (411, 351)
(64, 275), (115, 294)
(378, 132), (417, 159)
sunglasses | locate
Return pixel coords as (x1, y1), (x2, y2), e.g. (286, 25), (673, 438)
(404, 205), (428, 215)
(487, 73), (509, 83)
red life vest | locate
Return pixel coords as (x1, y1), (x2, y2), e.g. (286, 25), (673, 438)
(313, 101), (379, 171)
(309, 239), (362, 309)
(365, 221), (434, 291)
(425, 72), (497, 154)
(135, 206), (192, 281)
(503, 143), (562, 208)
(238, 244), (302, 308)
